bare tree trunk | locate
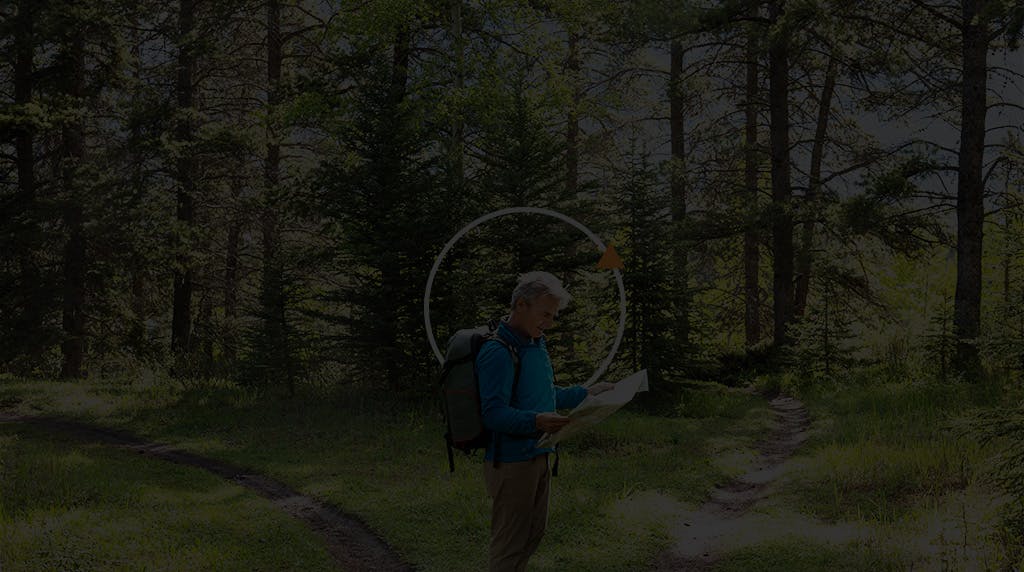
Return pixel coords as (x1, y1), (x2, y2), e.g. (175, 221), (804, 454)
(669, 39), (690, 349)
(264, 0), (281, 270)
(823, 289), (831, 376)
(59, 34), (87, 379)
(562, 28), (581, 363)
(566, 30), (580, 198)
(768, 1), (794, 347)
(171, 0), (196, 358)
(198, 288), (213, 372)
(261, 0), (292, 394)
(130, 253), (147, 356)
(224, 178), (241, 364)
(743, 18), (761, 348)
(953, 0), (988, 377)
(14, 0), (34, 208)
(14, 0), (43, 366)
(795, 54), (837, 318)
(128, 25), (148, 359)
(1002, 170), (1013, 304)
(380, 29), (411, 391)
(450, 0), (464, 184)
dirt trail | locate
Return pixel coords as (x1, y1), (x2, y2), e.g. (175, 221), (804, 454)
(652, 395), (837, 571)
(0, 412), (413, 572)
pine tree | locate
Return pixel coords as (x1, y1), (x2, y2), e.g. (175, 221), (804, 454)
(792, 277), (856, 380)
(305, 16), (442, 393)
(610, 147), (680, 410)
(924, 297), (958, 383)
(849, 0), (1024, 377)
(0, 0), (59, 375)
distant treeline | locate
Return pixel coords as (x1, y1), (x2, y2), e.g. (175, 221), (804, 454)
(1, 1), (1022, 394)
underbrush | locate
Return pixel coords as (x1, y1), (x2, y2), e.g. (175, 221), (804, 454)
(775, 373), (1023, 568)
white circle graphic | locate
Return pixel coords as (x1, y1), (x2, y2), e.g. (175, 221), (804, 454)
(423, 207), (626, 387)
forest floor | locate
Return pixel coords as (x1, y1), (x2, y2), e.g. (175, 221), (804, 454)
(3, 397), (777, 572)
(1, 376), (1020, 571)
(0, 409), (411, 572)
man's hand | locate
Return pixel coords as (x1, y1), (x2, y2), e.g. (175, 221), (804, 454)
(535, 412), (571, 433)
(587, 382), (615, 396)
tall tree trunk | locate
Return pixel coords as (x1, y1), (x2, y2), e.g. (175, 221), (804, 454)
(171, 0), (196, 358)
(823, 289), (831, 376)
(743, 18), (761, 348)
(566, 30), (580, 198)
(224, 177), (241, 364)
(794, 54), (837, 318)
(59, 34), (87, 379)
(14, 0), (34, 207)
(14, 0), (43, 366)
(1002, 170), (1013, 304)
(669, 39), (690, 350)
(198, 289), (213, 372)
(264, 0), (281, 271)
(768, 1), (794, 347)
(261, 0), (291, 393)
(130, 253), (147, 357)
(380, 29), (411, 391)
(450, 0), (464, 185)
(128, 25), (148, 359)
(954, 0), (988, 377)
(562, 29), (581, 364)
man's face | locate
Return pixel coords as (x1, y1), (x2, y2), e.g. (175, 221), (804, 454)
(515, 294), (560, 339)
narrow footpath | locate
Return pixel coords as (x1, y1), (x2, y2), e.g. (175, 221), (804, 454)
(653, 395), (831, 571)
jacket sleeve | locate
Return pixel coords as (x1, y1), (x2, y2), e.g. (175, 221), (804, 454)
(477, 342), (538, 435)
(555, 385), (587, 410)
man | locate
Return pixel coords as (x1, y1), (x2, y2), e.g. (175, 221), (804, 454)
(477, 271), (613, 572)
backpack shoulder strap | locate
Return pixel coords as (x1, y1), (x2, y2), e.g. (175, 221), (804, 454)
(483, 332), (521, 393)
(481, 331), (523, 469)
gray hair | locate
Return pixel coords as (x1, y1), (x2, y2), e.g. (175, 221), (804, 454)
(510, 271), (571, 311)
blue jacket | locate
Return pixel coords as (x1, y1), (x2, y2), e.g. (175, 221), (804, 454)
(476, 320), (588, 462)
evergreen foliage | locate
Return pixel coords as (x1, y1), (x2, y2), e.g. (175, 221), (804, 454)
(791, 277), (857, 380)
(609, 148), (684, 410)
(924, 297), (957, 384)
(0, 0), (1020, 403)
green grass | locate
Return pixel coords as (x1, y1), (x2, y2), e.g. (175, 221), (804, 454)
(759, 377), (1024, 570)
(714, 538), (909, 572)
(5, 371), (1022, 569)
(0, 374), (772, 571)
(0, 424), (334, 571)
(778, 381), (997, 524)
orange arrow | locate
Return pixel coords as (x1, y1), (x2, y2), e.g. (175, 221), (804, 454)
(597, 243), (624, 270)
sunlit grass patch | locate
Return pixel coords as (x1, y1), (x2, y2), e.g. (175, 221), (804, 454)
(0, 374), (181, 422)
(714, 537), (910, 572)
(677, 380), (764, 419)
(777, 382), (991, 525)
(764, 380), (1023, 568)
(0, 425), (333, 571)
(900, 483), (1018, 571)
(783, 440), (978, 524)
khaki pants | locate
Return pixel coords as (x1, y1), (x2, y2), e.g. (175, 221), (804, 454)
(483, 454), (550, 572)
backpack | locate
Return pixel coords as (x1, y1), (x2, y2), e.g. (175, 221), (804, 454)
(440, 319), (521, 472)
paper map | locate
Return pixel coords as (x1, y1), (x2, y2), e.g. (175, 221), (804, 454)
(537, 369), (649, 448)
